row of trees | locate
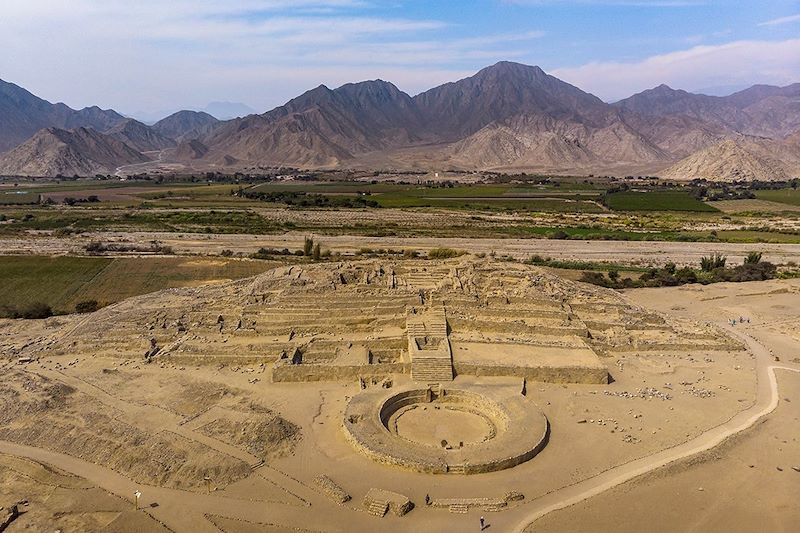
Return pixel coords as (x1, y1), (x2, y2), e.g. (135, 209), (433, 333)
(234, 188), (380, 208)
(580, 252), (777, 289)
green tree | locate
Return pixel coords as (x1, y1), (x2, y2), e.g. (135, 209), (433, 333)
(700, 253), (726, 272)
(744, 251), (762, 265)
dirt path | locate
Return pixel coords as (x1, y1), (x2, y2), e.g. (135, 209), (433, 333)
(4, 231), (800, 266)
(507, 327), (797, 533)
(4, 328), (792, 533)
(0, 440), (383, 532)
(36, 368), (262, 465)
(115, 149), (169, 177)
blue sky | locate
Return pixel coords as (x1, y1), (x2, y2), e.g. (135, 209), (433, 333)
(1, 0), (798, 118)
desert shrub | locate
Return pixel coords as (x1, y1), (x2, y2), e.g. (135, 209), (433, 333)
(402, 249), (419, 259)
(24, 302), (53, 319)
(700, 253), (727, 272)
(85, 241), (106, 253)
(303, 237), (314, 257)
(3, 302), (56, 319)
(728, 261), (776, 282)
(52, 227), (70, 237)
(548, 230), (569, 240)
(579, 271), (610, 287)
(220, 249), (234, 257)
(744, 251), (763, 265)
(427, 248), (465, 259)
(675, 267), (698, 284)
(75, 300), (99, 313)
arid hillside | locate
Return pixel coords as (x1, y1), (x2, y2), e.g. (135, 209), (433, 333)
(1, 63), (798, 178)
(0, 127), (149, 177)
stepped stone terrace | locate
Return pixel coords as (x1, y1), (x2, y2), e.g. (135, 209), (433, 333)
(48, 258), (740, 387)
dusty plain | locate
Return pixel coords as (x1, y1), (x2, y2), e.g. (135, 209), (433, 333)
(1, 178), (799, 533)
(0, 256), (797, 532)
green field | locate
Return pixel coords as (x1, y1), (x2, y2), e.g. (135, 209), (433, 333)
(605, 191), (718, 212)
(374, 195), (604, 211)
(0, 191), (40, 205)
(0, 256), (281, 314)
(755, 189), (800, 206)
(245, 182), (605, 212)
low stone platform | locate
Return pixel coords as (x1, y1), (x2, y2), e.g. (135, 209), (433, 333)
(313, 475), (351, 504)
(362, 488), (413, 517)
(343, 379), (549, 474)
(451, 341), (608, 384)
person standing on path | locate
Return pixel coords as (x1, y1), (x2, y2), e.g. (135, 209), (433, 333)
(480, 516), (485, 530)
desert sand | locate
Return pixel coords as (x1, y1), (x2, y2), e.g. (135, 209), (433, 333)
(0, 260), (797, 532)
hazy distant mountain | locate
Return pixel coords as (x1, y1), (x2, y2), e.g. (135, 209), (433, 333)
(106, 118), (176, 152)
(692, 84), (750, 97)
(195, 62), (669, 171)
(185, 63), (797, 176)
(416, 62), (613, 140)
(415, 62), (666, 169)
(153, 110), (219, 142)
(0, 127), (148, 177)
(615, 83), (800, 139)
(200, 80), (425, 167)
(1, 64), (798, 179)
(200, 102), (256, 120)
(661, 139), (790, 182)
(175, 139), (210, 160)
(0, 79), (126, 153)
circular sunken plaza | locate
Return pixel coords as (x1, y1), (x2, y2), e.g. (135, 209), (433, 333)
(343, 380), (549, 475)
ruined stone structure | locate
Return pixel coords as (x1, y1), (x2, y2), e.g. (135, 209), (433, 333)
(43, 258), (743, 476)
(344, 382), (549, 474)
(51, 259), (739, 386)
(313, 475), (351, 504)
(362, 488), (413, 517)
(407, 307), (453, 382)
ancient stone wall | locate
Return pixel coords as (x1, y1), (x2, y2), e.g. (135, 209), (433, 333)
(343, 384), (549, 475)
(453, 363), (609, 384)
(272, 362), (409, 382)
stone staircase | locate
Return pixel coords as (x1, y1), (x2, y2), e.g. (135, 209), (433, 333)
(446, 463), (467, 475)
(411, 356), (454, 382)
(364, 496), (389, 517)
(404, 268), (451, 290)
(408, 306), (453, 382)
(362, 488), (414, 518)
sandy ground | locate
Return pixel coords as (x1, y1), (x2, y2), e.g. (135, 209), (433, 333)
(0, 453), (170, 532)
(0, 268), (797, 532)
(4, 230), (800, 266)
(525, 279), (800, 533)
(532, 373), (800, 533)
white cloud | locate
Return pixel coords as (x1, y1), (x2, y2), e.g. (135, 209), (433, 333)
(551, 39), (800, 101)
(758, 14), (800, 27)
(502, 0), (707, 6)
(2, 1), (793, 117)
(0, 1), (546, 114)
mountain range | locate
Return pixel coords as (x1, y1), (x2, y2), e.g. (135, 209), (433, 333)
(1, 62), (798, 180)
